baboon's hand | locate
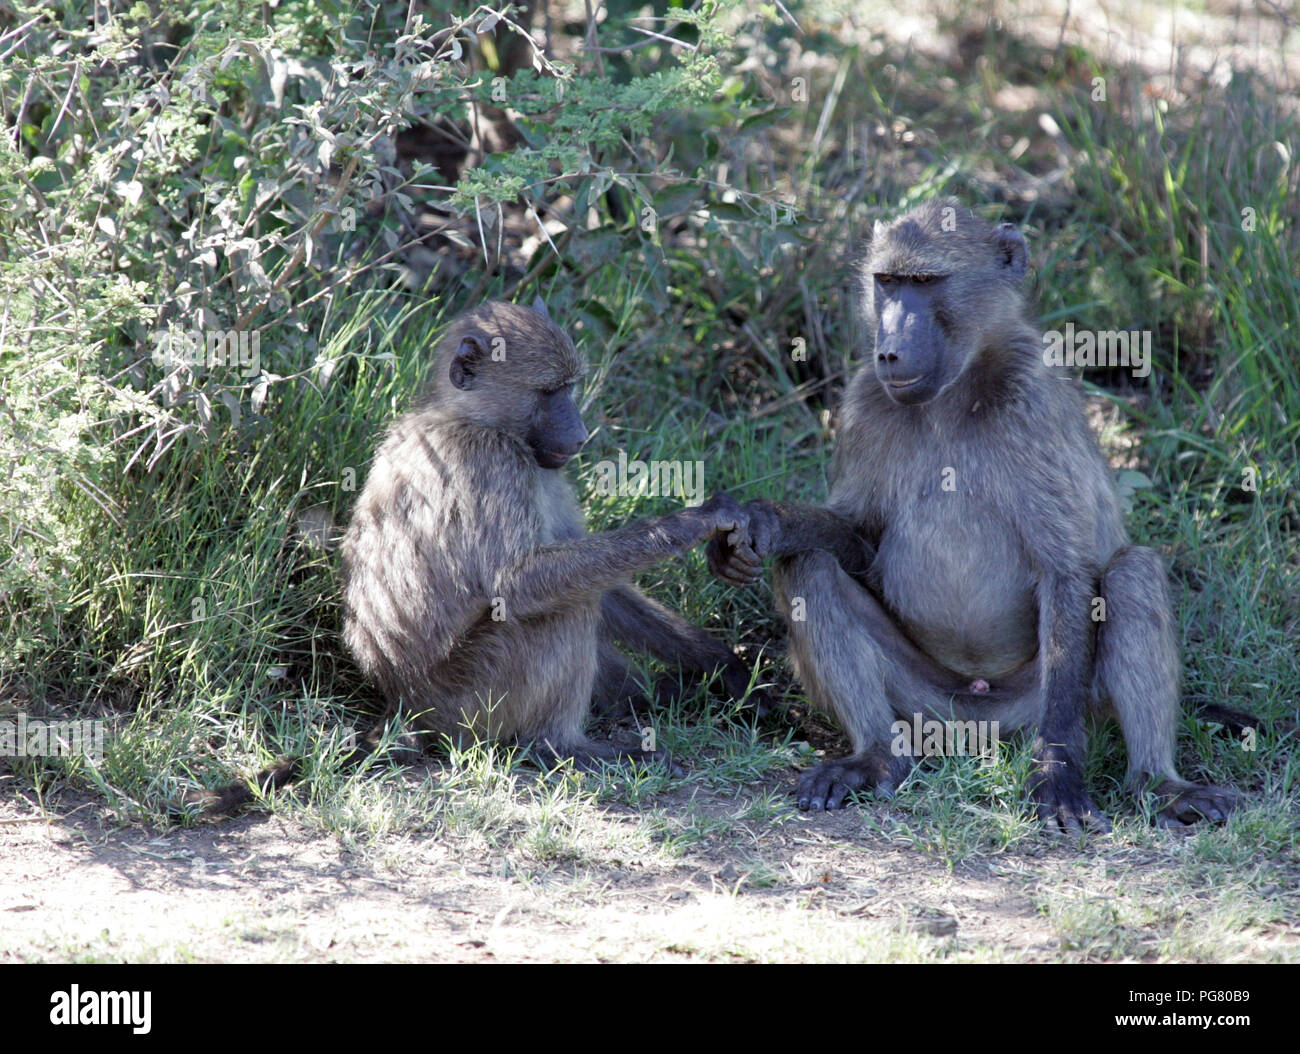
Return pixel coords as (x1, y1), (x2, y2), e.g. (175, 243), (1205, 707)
(1028, 766), (1112, 836)
(689, 492), (747, 539)
(688, 493), (760, 580)
(705, 498), (777, 587)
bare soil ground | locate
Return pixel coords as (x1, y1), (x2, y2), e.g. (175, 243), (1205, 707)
(3, 773), (1294, 963)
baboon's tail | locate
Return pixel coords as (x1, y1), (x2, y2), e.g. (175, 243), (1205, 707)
(1193, 702), (1287, 739)
(177, 729), (405, 822)
(179, 757), (304, 820)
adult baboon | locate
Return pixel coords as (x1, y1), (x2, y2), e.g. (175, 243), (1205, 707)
(187, 300), (763, 817)
(710, 199), (1240, 832)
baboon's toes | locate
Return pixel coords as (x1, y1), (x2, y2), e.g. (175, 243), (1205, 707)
(795, 755), (894, 812)
(619, 748), (685, 779)
(1157, 784), (1238, 826)
(1037, 801), (1112, 837)
(656, 752), (687, 779)
(743, 686), (778, 720)
(1030, 775), (1111, 837)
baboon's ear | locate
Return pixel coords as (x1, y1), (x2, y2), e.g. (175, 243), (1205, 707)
(449, 332), (488, 391)
(871, 218), (889, 244)
(532, 296), (550, 320)
(995, 223), (1028, 280)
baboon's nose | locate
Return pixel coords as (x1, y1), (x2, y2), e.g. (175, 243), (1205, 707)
(556, 432), (588, 457)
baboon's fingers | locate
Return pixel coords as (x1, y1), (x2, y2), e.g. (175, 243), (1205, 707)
(706, 535), (763, 587)
(632, 749), (685, 779)
(708, 552), (747, 586)
(1038, 802), (1111, 837)
(748, 511), (775, 560)
(705, 537), (737, 580)
(629, 749), (686, 779)
(717, 561), (758, 584)
(725, 531), (763, 568)
(743, 686), (775, 718)
(720, 659), (773, 716)
(1079, 810), (1111, 834)
(719, 560), (762, 587)
(176, 758), (303, 822)
(1037, 803), (1077, 836)
(1083, 807), (1111, 833)
(726, 565), (762, 587)
(797, 751), (912, 812)
(721, 533), (764, 586)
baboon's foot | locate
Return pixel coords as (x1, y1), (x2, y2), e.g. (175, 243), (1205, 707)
(796, 750), (911, 811)
(1153, 781), (1238, 827)
(590, 688), (654, 727)
(1028, 766), (1111, 836)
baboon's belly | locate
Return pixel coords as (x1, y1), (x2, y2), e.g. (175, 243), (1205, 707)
(873, 519), (1037, 679)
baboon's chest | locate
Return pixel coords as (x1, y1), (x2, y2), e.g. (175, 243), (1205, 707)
(872, 485), (1038, 677)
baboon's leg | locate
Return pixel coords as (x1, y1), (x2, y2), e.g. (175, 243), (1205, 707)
(600, 585), (766, 711)
(775, 550), (961, 810)
(590, 639), (654, 723)
(506, 611), (678, 774)
(1095, 545), (1237, 825)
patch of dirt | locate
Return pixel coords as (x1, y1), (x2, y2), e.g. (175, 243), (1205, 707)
(0, 782), (1126, 963)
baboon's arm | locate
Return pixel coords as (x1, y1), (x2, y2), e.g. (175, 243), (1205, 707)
(1027, 568), (1108, 830)
(761, 500), (874, 569)
(493, 497), (748, 622)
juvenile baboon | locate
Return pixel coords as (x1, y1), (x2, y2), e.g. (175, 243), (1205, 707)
(187, 301), (763, 817)
(339, 300), (763, 771)
(710, 199), (1240, 831)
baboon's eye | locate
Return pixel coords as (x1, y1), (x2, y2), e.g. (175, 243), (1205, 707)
(875, 274), (895, 286)
(911, 274), (935, 285)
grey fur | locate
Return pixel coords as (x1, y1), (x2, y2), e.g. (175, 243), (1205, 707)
(710, 199), (1238, 831)
(342, 300), (763, 767)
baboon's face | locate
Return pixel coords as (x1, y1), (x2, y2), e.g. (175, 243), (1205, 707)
(865, 201), (1028, 406)
(444, 302), (589, 469)
(524, 383), (588, 469)
(869, 271), (959, 405)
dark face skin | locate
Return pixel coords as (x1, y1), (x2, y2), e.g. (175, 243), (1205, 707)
(871, 273), (960, 406)
(870, 220), (1028, 407)
(526, 385), (588, 469)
